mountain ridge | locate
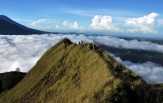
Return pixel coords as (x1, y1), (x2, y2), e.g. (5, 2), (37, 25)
(0, 38), (163, 103)
(0, 15), (48, 35)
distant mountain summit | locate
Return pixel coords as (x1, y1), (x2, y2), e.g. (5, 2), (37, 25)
(0, 15), (47, 35)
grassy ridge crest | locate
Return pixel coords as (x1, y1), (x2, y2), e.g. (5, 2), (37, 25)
(0, 38), (163, 103)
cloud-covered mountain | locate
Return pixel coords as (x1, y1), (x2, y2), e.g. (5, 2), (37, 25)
(0, 15), (47, 34)
(0, 38), (162, 103)
(1, 34), (163, 84)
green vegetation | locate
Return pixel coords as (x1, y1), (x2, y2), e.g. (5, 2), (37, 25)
(0, 38), (163, 103)
(0, 71), (26, 94)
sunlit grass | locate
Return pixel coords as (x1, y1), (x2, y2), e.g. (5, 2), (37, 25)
(0, 38), (163, 103)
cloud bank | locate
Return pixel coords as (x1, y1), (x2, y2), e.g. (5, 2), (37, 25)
(110, 53), (163, 84)
(63, 21), (82, 29)
(90, 15), (120, 32)
(0, 34), (163, 84)
(93, 35), (163, 53)
(28, 12), (161, 34)
(125, 12), (158, 33)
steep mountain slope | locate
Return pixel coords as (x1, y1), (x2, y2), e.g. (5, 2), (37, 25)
(0, 15), (47, 34)
(0, 38), (162, 103)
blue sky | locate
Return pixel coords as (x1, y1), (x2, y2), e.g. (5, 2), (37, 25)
(0, 0), (163, 37)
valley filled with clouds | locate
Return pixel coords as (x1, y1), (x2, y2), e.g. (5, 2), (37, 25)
(0, 34), (163, 84)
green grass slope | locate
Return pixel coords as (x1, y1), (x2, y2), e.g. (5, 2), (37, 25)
(0, 38), (163, 103)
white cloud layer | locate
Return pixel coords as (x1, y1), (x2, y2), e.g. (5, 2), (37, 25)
(30, 19), (47, 26)
(125, 12), (159, 33)
(27, 12), (161, 34)
(90, 15), (120, 31)
(63, 21), (81, 29)
(110, 53), (163, 84)
(93, 35), (163, 53)
(0, 34), (163, 84)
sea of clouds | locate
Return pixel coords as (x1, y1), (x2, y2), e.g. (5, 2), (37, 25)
(109, 53), (163, 84)
(0, 34), (163, 84)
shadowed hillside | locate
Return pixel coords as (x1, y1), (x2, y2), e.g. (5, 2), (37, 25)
(0, 71), (26, 93)
(0, 38), (163, 103)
